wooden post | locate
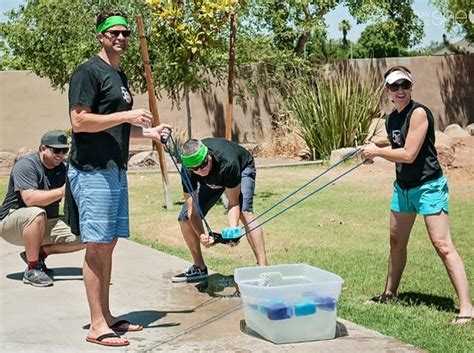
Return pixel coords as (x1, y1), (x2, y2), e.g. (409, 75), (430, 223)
(225, 11), (237, 141)
(137, 14), (173, 210)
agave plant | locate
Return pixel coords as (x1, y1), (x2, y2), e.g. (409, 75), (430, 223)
(282, 64), (384, 160)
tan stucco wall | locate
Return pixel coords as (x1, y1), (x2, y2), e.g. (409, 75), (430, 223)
(349, 55), (474, 129)
(0, 71), (273, 151)
(1, 55), (472, 151)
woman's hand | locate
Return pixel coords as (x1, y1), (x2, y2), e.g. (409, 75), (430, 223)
(361, 142), (379, 163)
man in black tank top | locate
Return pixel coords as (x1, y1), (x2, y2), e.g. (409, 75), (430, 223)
(361, 66), (472, 325)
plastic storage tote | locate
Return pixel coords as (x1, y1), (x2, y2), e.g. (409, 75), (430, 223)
(234, 264), (344, 344)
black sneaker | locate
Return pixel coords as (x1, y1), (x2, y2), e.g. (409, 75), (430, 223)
(172, 265), (208, 283)
(19, 251), (54, 278)
(23, 266), (53, 287)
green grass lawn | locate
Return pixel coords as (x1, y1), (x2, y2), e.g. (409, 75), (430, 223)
(1, 164), (472, 352)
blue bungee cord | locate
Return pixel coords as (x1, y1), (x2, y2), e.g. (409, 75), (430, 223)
(238, 159), (366, 239)
(161, 132), (366, 245)
(242, 147), (362, 230)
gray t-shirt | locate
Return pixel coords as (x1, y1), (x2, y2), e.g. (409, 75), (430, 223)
(0, 153), (66, 220)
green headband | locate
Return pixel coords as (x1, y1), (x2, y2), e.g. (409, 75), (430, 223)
(97, 15), (129, 33)
(181, 144), (208, 168)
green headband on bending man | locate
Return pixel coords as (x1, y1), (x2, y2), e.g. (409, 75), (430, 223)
(97, 15), (129, 33)
(181, 143), (208, 168)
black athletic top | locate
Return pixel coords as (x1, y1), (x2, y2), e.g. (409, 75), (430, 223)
(385, 100), (442, 189)
(181, 138), (254, 193)
(68, 56), (133, 171)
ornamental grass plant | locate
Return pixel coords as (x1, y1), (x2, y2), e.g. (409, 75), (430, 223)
(281, 64), (385, 159)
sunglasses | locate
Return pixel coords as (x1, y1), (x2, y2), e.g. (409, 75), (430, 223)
(48, 147), (69, 155)
(387, 80), (412, 92)
(103, 30), (131, 38)
(190, 156), (209, 171)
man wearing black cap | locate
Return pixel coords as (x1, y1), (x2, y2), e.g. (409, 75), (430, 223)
(0, 130), (85, 287)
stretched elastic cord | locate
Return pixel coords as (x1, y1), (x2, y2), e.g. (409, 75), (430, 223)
(241, 159), (367, 237)
(243, 147), (362, 231)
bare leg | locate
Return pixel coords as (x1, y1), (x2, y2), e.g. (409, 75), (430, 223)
(241, 212), (267, 266)
(42, 243), (86, 255)
(382, 211), (417, 296)
(83, 241), (128, 345)
(23, 214), (46, 262)
(424, 212), (473, 321)
(179, 220), (205, 269)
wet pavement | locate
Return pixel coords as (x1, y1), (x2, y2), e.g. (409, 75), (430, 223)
(0, 238), (425, 352)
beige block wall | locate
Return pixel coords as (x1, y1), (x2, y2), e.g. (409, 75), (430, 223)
(1, 55), (472, 151)
(0, 71), (273, 151)
(349, 55), (474, 129)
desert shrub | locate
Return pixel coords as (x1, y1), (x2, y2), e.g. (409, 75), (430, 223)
(281, 64), (384, 159)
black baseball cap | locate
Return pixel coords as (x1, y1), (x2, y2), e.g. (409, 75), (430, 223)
(40, 130), (69, 148)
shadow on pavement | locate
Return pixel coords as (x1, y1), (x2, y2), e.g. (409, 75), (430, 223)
(239, 319), (349, 342)
(81, 308), (197, 330)
(6, 267), (83, 281)
(194, 273), (240, 298)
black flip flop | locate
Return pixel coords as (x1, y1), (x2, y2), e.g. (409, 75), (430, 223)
(452, 316), (472, 325)
(86, 332), (129, 347)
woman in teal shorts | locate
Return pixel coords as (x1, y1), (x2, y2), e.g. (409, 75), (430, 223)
(361, 65), (472, 325)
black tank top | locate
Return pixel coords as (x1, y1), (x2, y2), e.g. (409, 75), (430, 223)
(385, 100), (442, 189)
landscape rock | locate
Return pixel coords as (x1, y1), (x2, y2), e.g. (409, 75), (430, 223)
(444, 124), (470, 138)
(0, 151), (16, 168)
(466, 124), (474, 136)
(128, 150), (159, 167)
(435, 131), (455, 167)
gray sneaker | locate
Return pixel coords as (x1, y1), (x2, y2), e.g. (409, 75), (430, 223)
(19, 251), (54, 278)
(23, 266), (53, 287)
(172, 265), (208, 283)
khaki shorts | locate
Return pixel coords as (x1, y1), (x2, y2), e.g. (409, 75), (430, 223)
(0, 207), (81, 246)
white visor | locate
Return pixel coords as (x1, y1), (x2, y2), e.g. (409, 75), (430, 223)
(385, 70), (412, 85)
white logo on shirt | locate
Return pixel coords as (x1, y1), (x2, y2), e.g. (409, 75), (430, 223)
(121, 86), (132, 104)
(392, 130), (402, 146)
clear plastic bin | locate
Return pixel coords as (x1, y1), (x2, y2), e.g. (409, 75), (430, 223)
(234, 264), (343, 344)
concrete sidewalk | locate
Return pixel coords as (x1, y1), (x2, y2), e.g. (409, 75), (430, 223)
(0, 238), (424, 352)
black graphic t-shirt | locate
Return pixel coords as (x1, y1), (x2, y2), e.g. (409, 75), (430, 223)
(68, 56), (133, 171)
(181, 138), (254, 193)
(0, 153), (66, 220)
(385, 100), (441, 189)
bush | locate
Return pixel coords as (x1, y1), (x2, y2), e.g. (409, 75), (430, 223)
(281, 64), (384, 160)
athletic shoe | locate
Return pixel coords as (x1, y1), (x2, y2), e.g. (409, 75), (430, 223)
(172, 265), (208, 283)
(23, 266), (53, 287)
(20, 251), (54, 278)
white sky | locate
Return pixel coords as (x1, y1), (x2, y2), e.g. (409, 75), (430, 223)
(0, 0), (464, 48)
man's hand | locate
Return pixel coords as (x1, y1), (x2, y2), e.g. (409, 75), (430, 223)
(200, 233), (215, 248)
(142, 123), (173, 141)
(127, 109), (153, 128)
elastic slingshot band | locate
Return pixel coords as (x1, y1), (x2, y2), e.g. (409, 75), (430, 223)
(97, 16), (129, 33)
(161, 133), (366, 245)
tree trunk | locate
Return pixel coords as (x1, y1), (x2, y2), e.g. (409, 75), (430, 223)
(136, 15), (173, 210)
(185, 87), (192, 140)
(225, 11), (237, 141)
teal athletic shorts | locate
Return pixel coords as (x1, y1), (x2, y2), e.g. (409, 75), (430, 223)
(391, 175), (449, 215)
